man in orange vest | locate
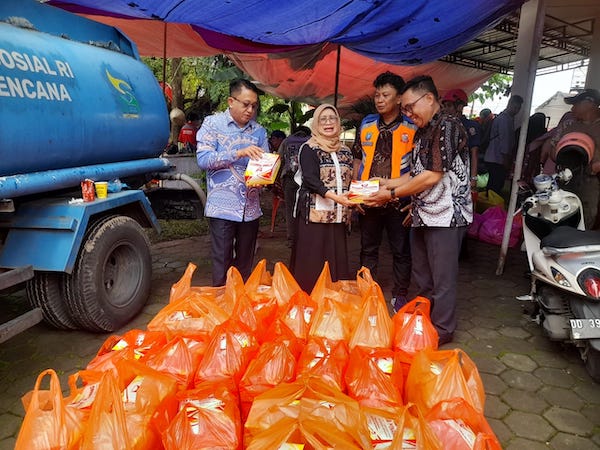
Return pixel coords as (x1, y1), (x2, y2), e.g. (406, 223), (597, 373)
(353, 71), (417, 312)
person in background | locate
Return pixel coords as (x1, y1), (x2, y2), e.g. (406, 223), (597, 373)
(364, 75), (472, 345)
(483, 95), (523, 195)
(352, 71), (416, 311)
(279, 126), (311, 247)
(291, 104), (354, 293)
(441, 89), (481, 189)
(178, 111), (201, 153)
(269, 130), (286, 152)
(542, 89), (600, 228)
(196, 78), (269, 286)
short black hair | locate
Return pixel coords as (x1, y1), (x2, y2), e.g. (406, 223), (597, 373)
(186, 111), (200, 122)
(229, 78), (261, 97)
(401, 75), (439, 99)
(270, 130), (286, 139)
(373, 71), (405, 93)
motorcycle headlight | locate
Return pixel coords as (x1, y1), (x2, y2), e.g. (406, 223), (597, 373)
(551, 267), (571, 287)
(576, 268), (600, 299)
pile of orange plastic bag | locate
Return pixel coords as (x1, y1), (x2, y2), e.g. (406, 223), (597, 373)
(16, 260), (501, 449)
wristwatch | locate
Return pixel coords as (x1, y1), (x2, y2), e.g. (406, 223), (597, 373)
(390, 188), (396, 199)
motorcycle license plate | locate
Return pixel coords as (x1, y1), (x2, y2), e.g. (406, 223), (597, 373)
(570, 318), (600, 339)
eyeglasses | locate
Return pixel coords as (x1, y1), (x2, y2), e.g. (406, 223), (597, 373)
(401, 93), (428, 115)
(231, 96), (259, 111)
(318, 115), (338, 124)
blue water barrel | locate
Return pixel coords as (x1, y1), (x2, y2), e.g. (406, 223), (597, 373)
(0, 0), (169, 177)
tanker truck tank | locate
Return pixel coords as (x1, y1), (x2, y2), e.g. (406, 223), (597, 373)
(0, 0), (170, 198)
(0, 0), (203, 341)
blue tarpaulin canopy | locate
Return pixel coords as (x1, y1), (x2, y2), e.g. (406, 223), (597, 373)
(48, 0), (525, 108)
(49, 0), (524, 65)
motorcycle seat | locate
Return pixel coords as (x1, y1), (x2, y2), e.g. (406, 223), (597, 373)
(541, 226), (600, 254)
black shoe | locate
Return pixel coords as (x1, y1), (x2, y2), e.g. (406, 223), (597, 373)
(438, 334), (454, 346)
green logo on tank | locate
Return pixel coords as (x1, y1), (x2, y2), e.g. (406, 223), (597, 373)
(105, 69), (140, 117)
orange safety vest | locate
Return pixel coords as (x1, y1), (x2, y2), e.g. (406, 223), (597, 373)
(358, 116), (416, 180)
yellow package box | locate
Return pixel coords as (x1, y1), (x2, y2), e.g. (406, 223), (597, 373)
(245, 153), (281, 186)
(348, 179), (379, 203)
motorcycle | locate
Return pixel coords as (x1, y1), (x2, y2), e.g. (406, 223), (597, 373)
(519, 132), (600, 381)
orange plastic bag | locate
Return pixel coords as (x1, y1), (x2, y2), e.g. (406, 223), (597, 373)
(426, 399), (502, 450)
(272, 261), (302, 306)
(405, 349), (486, 414)
(296, 336), (349, 392)
(262, 318), (304, 358)
(280, 289), (318, 341)
(349, 283), (394, 350)
(299, 395), (373, 449)
(309, 296), (350, 341)
(239, 340), (297, 420)
(388, 403), (442, 450)
(80, 371), (131, 450)
(194, 318), (260, 385)
(393, 297), (438, 355)
(244, 377), (342, 440)
(87, 329), (168, 374)
(16, 369), (82, 450)
(393, 296), (439, 381)
(244, 377), (370, 448)
(147, 289), (229, 339)
(145, 336), (198, 390)
(115, 359), (179, 449)
(344, 346), (403, 411)
(162, 381), (242, 450)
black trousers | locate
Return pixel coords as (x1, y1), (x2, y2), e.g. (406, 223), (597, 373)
(208, 217), (260, 286)
(358, 205), (411, 297)
(410, 226), (466, 340)
(485, 161), (507, 195)
(282, 175), (299, 247)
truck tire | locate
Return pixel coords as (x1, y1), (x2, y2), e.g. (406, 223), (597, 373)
(26, 272), (78, 330)
(65, 215), (152, 332)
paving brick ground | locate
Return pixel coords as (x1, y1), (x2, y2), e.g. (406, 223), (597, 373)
(0, 212), (599, 448)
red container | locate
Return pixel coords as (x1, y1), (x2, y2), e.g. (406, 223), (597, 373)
(81, 179), (95, 202)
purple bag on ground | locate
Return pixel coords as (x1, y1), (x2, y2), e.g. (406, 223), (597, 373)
(477, 206), (522, 248)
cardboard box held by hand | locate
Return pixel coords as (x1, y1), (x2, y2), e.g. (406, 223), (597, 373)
(348, 179), (379, 203)
(245, 153), (281, 186)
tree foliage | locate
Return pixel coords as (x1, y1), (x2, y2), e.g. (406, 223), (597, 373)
(470, 73), (513, 104)
(142, 55), (313, 135)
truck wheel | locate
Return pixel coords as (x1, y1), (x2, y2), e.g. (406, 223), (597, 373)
(65, 215), (152, 332)
(584, 344), (600, 383)
(26, 272), (78, 330)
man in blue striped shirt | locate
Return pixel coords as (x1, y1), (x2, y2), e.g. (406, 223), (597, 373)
(196, 79), (269, 286)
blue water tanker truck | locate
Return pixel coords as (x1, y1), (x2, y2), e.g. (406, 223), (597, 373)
(0, 0), (205, 341)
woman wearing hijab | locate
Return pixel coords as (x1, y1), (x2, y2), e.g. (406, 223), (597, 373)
(290, 104), (355, 292)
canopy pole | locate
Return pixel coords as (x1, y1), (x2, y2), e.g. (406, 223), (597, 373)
(162, 21), (167, 96)
(334, 45), (341, 108)
(496, 0), (546, 275)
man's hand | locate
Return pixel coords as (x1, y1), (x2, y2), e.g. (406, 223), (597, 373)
(363, 188), (392, 207)
(401, 203), (412, 227)
(237, 145), (264, 160)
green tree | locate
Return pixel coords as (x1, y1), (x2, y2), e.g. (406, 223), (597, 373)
(142, 55), (312, 135)
(470, 73), (513, 104)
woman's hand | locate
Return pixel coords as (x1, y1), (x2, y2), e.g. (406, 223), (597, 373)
(333, 192), (355, 207)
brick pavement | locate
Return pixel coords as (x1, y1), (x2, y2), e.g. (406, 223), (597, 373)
(0, 218), (598, 449)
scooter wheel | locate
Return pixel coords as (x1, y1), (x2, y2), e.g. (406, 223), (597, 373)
(584, 344), (600, 383)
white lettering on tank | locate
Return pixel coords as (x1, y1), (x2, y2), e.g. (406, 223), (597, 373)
(22, 79), (35, 98)
(0, 49), (15, 69)
(11, 52), (29, 71)
(55, 60), (69, 77)
(0, 76), (72, 101)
